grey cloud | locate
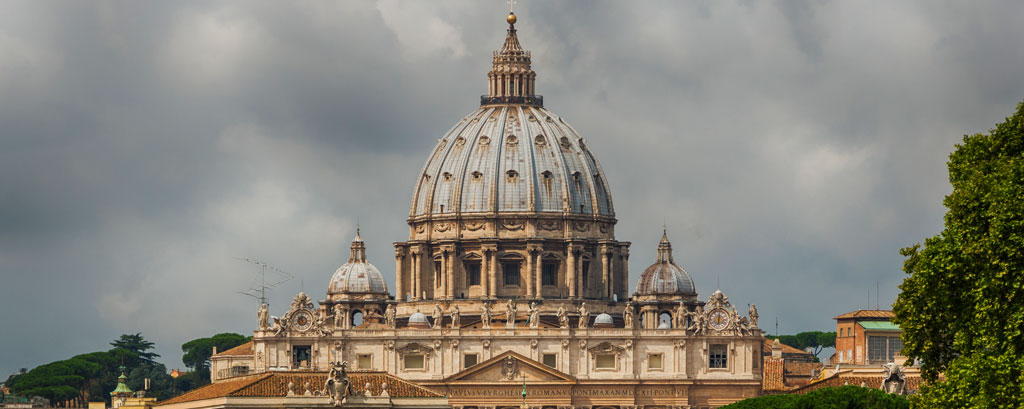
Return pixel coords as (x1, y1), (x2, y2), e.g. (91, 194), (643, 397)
(3, 0), (1024, 375)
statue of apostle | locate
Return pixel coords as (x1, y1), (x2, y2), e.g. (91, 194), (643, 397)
(505, 299), (518, 328)
(257, 304), (270, 330)
(578, 302), (590, 329)
(481, 302), (492, 329)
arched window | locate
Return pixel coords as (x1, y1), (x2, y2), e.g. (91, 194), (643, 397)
(659, 312), (672, 328)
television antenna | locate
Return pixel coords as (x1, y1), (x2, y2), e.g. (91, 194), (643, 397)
(236, 257), (294, 307)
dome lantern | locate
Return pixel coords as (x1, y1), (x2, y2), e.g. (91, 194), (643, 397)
(635, 229), (697, 298)
(327, 228), (388, 300)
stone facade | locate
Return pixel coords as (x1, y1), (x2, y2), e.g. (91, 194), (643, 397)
(202, 11), (764, 409)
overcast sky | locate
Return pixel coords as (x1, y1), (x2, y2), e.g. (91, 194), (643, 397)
(2, 0), (1023, 376)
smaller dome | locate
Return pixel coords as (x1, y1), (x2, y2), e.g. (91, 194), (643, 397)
(635, 230), (697, 296)
(327, 229), (388, 299)
(657, 320), (671, 329)
(408, 312), (429, 329)
(594, 313), (614, 328)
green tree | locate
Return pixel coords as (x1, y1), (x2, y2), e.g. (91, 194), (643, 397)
(774, 331), (836, 357)
(893, 101), (1024, 408)
(126, 363), (176, 401)
(720, 385), (909, 408)
(110, 333), (159, 364)
(180, 333), (250, 386)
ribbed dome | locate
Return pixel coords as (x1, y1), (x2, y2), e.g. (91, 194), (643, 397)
(595, 313), (614, 325)
(636, 230), (696, 296)
(327, 230), (388, 299)
(409, 106), (614, 217)
(408, 14), (613, 219)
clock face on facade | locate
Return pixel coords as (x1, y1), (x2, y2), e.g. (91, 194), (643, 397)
(293, 310), (314, 332)
(709, 309), (730, 331)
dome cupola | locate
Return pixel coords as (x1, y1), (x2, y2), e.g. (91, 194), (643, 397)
(327, 229), (388, 301)
(635, 229), (696, 298)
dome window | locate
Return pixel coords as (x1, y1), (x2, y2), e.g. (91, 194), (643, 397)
(534, 135), (546, 146)
(542, 170), (552, 180)
(559, 137), (571, 150)
(471, 171), (482, 181)
(506, 170), (519, 182)
(443, 172), (452, 182)
(479, 136), (490, 145)
(456, 137), (466, 146)
(506, 135), (518, 147)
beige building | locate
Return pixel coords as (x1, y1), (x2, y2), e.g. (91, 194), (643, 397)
(191, 11), (765, 409)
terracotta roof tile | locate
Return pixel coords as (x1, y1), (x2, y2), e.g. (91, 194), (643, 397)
(157, 371), (441, 406)
(791, 372), (922, 394)
(213, 341), (253, 357)
(833, 310), (895, 320)
(762, 339), (814, 356)
(784, 361), (824, 378)
(157, 374), (270, 406)
(762, 357), (785, 391)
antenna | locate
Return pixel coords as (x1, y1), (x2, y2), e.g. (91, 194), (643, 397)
(236, 258), (294, 307)
(876, 280), (880, 310)
(775, 316), (778, 338)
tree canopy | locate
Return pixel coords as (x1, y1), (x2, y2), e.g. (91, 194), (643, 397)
(892, 101), (1024, 408)
(775, 331), (836, 358)
(720, 385), (909, 409)
(180, 333), (250, 388)
(110, 333), (159, 363)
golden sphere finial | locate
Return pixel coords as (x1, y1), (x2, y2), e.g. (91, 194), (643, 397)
(506, 12), (517, 25)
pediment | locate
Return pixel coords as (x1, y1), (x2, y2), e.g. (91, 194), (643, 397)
(446, 350), (574, 383)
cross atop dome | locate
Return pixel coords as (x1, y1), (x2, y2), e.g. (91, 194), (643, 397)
(482, 9), (542, 107)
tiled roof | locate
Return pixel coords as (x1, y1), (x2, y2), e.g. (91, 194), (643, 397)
(762, 339), (814, 356)
(156, 371), (441, 406)
(157, 374), (270, 405)
(762, 357), (785, 391)
(833, 310), (895, 320)
(784, 361), (824, 378)
(792, 372), (922, 394)
(213, 341), (253, 357)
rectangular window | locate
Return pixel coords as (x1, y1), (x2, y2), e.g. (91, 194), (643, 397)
(434, 261), (442, 282)
(503, 262), (520, 286)
(464, 353), (478, 369)
(888, 337), (903, 360)
(709, 344), (727, 369)
(467, 262), (481, 286)
(542, 354), (557, 368)
(292, 345), (311, 369)
(404, 354), (424, 370)
(581, 260), (590, 289)
(358, 354), (372, 369)
(868, 336), (887, 362)
(648, 353), (663, 370)
(595, 354), (616, 369)
(839, 350), (844, 362)
(542, 262), (558, 286)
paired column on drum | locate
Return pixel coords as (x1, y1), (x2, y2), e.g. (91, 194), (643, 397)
(525, 243), (543, 298)
(394, 247), (405, 301)
(566, 243), (579, 298)
(484, 244), (498, 298)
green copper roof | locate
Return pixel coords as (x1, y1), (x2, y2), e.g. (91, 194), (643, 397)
(111, 368), (133, 395)
(859, 321), (901, 331)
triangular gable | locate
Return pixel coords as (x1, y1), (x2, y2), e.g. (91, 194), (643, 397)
(446, 350), (574, 383)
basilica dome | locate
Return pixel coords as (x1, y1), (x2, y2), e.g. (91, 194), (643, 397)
(327, 230), (388, 300)
(635, 230), (696, 297)
(408, 14), (613, 220)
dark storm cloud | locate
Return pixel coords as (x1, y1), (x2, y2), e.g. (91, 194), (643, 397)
(3, 0), (1024, 374)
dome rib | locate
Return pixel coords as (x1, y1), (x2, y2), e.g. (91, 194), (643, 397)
(410, 106), (614, 218)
